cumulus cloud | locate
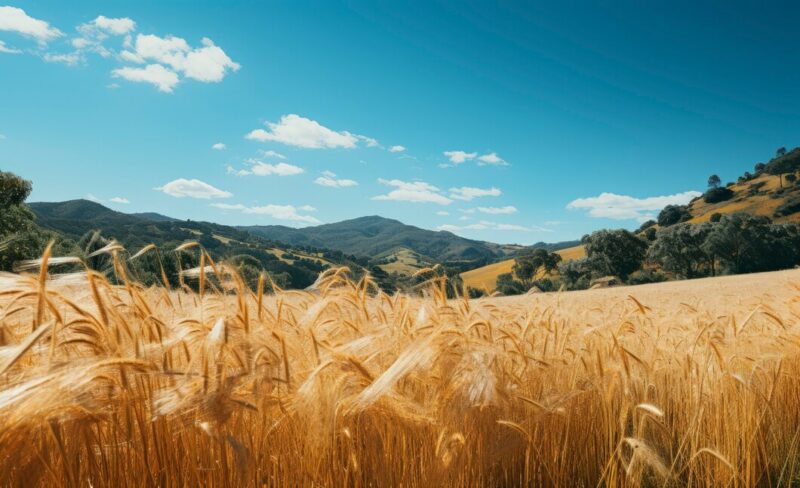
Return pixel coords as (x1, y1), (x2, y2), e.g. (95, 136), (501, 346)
(211, 142), (226, 150)
(373, 178), (453, 205)
(89, 15), (135, 35)
(246, 114), (366, 149)
(314, 171), (357, 188)
(448, 186), (501, 201)
(566, 191), (702, 222)
(477, 152), (508, 166)
(112, 64), (179, 92)
(0, 6), (62, 43)
(156, 178), (232, 199)
(389, 145), (406, 153)
(121, 34), (239, 83)
(109, 197), (130, 204)
(436, 210), (450, 216)
(443, 150), (477, 165)
(211, 202), (320, 225)
(475, 205), (517, 215)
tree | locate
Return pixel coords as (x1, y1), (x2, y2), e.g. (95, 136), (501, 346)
(495, 273), (525, 295)
(707, 174), (721, 189)
(703, 187), (734, 204)
(777, 147), (787, 158)
(754, 162), (766, 173)
(557, 258), (592, 290)
(0, 171), (77, 271)
(512, 248), (562, 287)
(648, 223), (714, 278)
(0, 172), (32, 208)
(786, 173), (797, 185)
(657, 205), (692, 227)
(582, 229), (647, 280)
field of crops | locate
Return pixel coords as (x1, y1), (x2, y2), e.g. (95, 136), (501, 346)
(1, 244), (800, 486)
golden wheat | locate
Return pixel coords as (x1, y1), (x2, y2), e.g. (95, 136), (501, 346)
(0, 242), (799, 486)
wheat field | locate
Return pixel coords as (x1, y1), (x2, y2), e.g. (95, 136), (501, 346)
(2, 243), (800, 486)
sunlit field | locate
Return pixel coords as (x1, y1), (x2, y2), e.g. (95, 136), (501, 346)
(2, 244), (800, 486)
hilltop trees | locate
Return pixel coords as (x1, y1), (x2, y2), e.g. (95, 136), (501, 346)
(658, 205), (692, 227)
(708, 174), (721, 189)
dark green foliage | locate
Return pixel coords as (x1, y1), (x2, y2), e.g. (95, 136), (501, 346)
(775, 199), (800, 217)
(0, 172), (32, 208)
(512, 248), (562, 286)
(627, 269), (667, 285)
(636, 220), (656, 233)
(764, 147), (800, 175)
(648, 223), (715, 278)
(703, 187), (734, 204)
(707, 174), (721, 189)
(467, 287), (486, 299)
(658, 205), (692, 227)
(703, 214), (800, 274)
(710, 213), (722, 222)
(557, 258), (592, 290)
(754, 162), (766, 173)
(582, 229), (648, 280)
(495, 273), (525, 296)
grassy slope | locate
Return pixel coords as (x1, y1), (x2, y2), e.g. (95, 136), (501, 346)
(688, 174), (800, 223)
(461, 244), (586, 292)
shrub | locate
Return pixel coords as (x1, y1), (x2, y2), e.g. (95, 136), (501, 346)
(658, 205), (692, 227)
(627, 269), (668, 285)
(710, 212), (722, 222)
(775, 199), (800, 217)
(703, 187), (734, 204)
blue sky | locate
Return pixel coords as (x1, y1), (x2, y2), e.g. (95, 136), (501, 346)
(1, 1), (798, 244)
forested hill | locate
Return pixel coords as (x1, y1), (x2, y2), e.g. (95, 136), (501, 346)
(241, 215), (509, 263)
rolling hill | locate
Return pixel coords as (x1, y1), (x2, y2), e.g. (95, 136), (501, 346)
(241, 215), (508, 264)
(28, 199), (368, 290)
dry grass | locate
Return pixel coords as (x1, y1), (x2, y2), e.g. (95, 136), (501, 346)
(1, 243), (800, 486)
(461, 244), (586, 292)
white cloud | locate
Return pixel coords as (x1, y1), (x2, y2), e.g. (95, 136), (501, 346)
(260, 150), (286, 159)
(109, 197), (130, 204)
(389, 145), (406, 153)
(436, 210), (450, 216)
(566, 191), (702, 222)
(477, 152), (508, 166)
(373, 178), (452, 205)
(112, 64), (179, 92)
(0, 6), (62, 43)
(246, 114), (363, 149)
(357, 135), (379, 147)
(251, 162), (304, 176)
(475, 205), (517, 215)
(314, 171), (358, 188)
(211, 142), (226, 150)
(90, 15), (135, 35)
(448, 186), (501, 201)
(124, 34), (240, 83)
(211, 202), (321, 225)
(0, 40), (20, 54)
(156, 178), (232, 199)
(43, 52), (81, 65)
(438, 221), (551, 233)
(443, 150), (477, 165)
